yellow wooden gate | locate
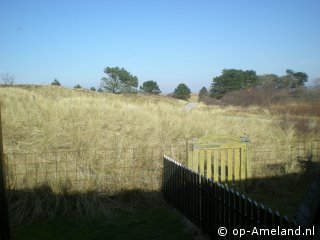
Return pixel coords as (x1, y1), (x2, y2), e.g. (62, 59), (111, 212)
(187, 135), (252, 189)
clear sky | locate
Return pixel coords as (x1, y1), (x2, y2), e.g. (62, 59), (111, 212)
(1, 0), (320, 93)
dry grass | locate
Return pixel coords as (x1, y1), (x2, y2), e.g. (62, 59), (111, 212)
(1, 85), (318, 224)
(200, 87), (320, 139)
(270, 101), (320, 137)
(0, 86), (304, 188)
(1, 85), (300, 153)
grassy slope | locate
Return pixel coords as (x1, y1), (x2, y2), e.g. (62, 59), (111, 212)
(0, 85), (297, 154)
(1, 85), (318, 231)
(1, 85), (301, 193)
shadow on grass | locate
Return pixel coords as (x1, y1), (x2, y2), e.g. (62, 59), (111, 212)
(5, 159), (320, 240)
(242, 159), (320, 222)
(246, 160), (317, 212)
(8, 188), (198, 240)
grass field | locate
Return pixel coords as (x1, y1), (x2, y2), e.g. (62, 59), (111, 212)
(2, 85), (309, 154)
(1, 85), (319, 238)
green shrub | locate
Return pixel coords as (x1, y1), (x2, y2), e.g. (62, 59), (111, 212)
(173, 83), (191, 100)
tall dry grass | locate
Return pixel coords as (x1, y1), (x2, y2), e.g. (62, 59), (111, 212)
(1, 85), (299, 154)
(200, 87), (320, 139)
(1, 85), (315, 224)
(0, 86), (301, 187)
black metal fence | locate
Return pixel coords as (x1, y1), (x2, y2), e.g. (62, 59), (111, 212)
(162, 156), (312, 240)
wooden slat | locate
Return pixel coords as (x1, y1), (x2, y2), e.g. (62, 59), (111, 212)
(241, 143), (246, 182)
(234, 149), (240, 184)
(220, 149), (226, 182)
(213, 149), (219, 182)
(245, 143), (252, 191)
(187, 141), (193, 170)
(227, 149), (233, 183)
(192, 149), (199, 173)
(219, 143), (243, 149)
(199, 149), (205, 176)
(246, 143), (252, 187)
(206, 150), (212, 179)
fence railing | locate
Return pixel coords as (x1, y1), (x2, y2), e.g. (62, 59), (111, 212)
(4, 140), (320, 193)
(4, 146), (186, 193)
(252, 140), (320, 178)
(162, 156), (308, 239)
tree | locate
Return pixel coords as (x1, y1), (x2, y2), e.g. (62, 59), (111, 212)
(277, 69), (308, 89)
(293, 71), (308, 87)
(1, 73), (15, 85)
(140, 80), (161, 94)
(258, 74), (279, 89)
(210, 69), (258, 99)
(51, 79), (61, 86)
(74, 84), (82, 89)
(199, 86), (208, 101)
(199, 87), (208, 96)
(285, 69), (296, 89)
(101, 67), (138, 93)
(173, 83), (191, 100)
(276, 75), (288, 89)
(97, 88), (104, 92)
(90, 87), (96, 91)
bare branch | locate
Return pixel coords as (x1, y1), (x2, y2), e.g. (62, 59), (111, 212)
(1, 73), (15, 85)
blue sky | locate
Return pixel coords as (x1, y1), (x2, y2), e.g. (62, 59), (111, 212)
(1, 0), (319, 93)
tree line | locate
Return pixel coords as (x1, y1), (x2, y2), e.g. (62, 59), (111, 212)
(50, 66), (192, 100)
(48, 66), (309, 101)
(200, 68), (309, 100)
(99, 67), (192, 100)
(2, 66), (311, 102)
